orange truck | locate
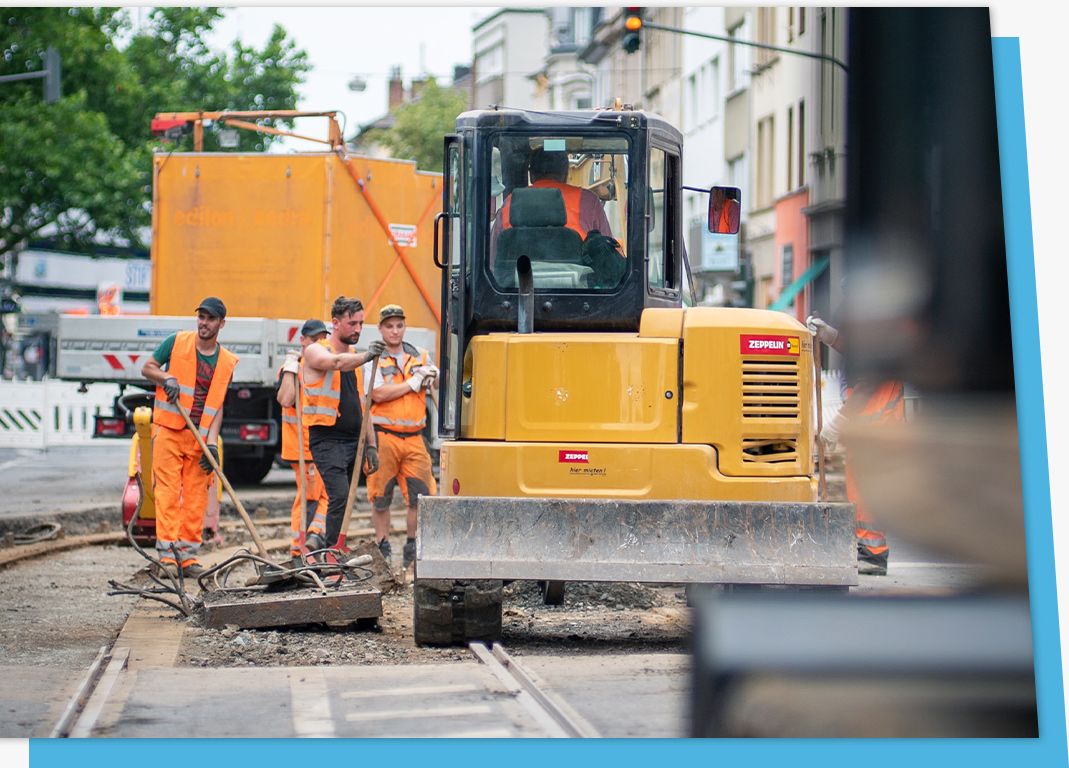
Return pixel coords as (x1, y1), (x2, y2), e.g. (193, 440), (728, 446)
(57, 111), (443, 483)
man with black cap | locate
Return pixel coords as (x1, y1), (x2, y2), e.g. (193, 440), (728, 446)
(276, 318), (331, 563)
(141, 297), (238, 577)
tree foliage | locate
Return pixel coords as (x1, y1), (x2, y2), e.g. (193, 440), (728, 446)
(0, 7), (310, 255)
(366, 79), (468, 171)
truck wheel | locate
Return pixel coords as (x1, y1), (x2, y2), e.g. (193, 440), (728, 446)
(227, 454), (276, 485)
(413, 579), (503, 646)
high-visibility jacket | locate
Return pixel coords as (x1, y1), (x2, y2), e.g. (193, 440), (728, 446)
(302, 339), (365, 428)
(850, 381), (906, 424)
(279, 361), (312, 462)
(153, 331), (238, 439)
(502, 179), (584, 236)
(371, 343), (430, 434)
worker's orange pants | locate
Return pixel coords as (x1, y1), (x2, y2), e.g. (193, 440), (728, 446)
(367, 431), (437, 511)
(290, 461), (328, 555)
(152, 425), (211, 566)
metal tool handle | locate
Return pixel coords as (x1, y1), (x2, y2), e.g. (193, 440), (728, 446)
(293, 370), (308, 540)
(174, 399), (270, 559)
(338, 355), (380, 548)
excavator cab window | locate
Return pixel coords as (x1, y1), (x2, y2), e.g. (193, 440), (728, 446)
(487, 134), (631, 292)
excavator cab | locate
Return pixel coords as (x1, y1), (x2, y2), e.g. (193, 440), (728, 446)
(418, 108), (856, 646)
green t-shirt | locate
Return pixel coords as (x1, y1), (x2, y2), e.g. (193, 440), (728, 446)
(153, 333), (220, 424)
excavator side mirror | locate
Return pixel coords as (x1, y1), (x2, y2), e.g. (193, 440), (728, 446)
(708, 185), (741, 235)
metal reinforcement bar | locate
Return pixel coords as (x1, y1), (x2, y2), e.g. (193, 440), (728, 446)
(419, 496), (857, 586)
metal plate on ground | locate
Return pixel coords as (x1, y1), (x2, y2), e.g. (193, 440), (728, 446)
(418, 496), (857, 585)
(195, 586), (382, 629)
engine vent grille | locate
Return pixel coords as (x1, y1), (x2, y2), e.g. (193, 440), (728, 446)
(742, 437), (800, 464)
(741, 359), (800, 419)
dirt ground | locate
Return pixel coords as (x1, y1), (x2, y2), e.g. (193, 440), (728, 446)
(179, 528), (690, 668)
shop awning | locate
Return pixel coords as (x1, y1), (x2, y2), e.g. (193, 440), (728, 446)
(768, 256), (830, 311)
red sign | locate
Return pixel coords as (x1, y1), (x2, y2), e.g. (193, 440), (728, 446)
(740, 334), (800, 356)
(558, 450), (589, 464)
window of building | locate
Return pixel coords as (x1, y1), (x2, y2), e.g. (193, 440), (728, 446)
(756, 8), (776, 67)
(728, 20), (750, 92)
(797, 99), (806, 188)
(756, 115), (775, 207)
(781, 244), (794, 290)
(787, 106), (794, 191)
(799, 7), (806, 35)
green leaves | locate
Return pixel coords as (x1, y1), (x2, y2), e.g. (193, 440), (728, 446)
(0, 7), (310, 255)
(372, 79), (468, 171)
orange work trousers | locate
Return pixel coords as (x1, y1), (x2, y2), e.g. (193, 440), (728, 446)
(290, 461), (329, 555)
(844, 381), (905, 556)
(367, 431), (437, 512)
(152, 424), (212, 566)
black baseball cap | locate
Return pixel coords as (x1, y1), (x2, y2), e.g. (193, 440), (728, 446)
(195, 297), (227, 318)
(300, 318), (328, 337)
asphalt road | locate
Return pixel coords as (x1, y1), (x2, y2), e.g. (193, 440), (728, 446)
(0, 445), (294, 518)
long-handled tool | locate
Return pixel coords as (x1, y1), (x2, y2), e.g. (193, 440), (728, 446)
(174, 399), (271, 560)
(335, 356), (380, 553)
(293, 370), (310, 553)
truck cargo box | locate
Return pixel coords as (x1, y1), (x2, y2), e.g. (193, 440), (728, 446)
(151, 152), (442, 350)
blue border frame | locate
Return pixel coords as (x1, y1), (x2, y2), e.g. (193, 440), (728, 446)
(28, 37), (1065, 768)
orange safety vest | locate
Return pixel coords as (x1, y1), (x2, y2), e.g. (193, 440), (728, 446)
(848, 381), (906, 424)
(714, 200), (737, 233)
(301, 339), (365, 428)
(153, 330), (238, 438)
(370, 344), (430, 434)
(502, 179), (584, 236)
(279, 361), (312, 462)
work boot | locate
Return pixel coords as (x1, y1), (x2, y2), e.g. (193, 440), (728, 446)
(858, 542), (889, 576)
(378, 538), (392, 565)
(182, 562), (205, 578)
(305, 532), (326, 554)
(403, 539), (416, 571)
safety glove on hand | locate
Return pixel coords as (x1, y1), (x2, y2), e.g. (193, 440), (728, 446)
(805, 315), (840, 348)
(162, 377), (181, 403)
(366, 340), (387, 360)
(282, 350), (300, 375)
(820, 410), (848, 448)
(407, 370), (427, 393)
(364, 445), (380, 475)
(199, 445), (220, 474)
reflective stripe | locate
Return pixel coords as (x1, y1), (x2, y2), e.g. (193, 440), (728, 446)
(154, 399), (179, 414)
(202, 405), (218, 418)
(282, 414), (298, 424)
(304, 386), (339, 399)
(179, 384), (195, 396)
(303, 406), (338, 417)
(372, 414), (425, 428)
(377, 365), (402, 377)
(199, 426), (211, 438)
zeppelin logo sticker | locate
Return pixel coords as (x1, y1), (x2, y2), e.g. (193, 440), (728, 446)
(558, 450), (589, 464)
(740, 334), (800, 356)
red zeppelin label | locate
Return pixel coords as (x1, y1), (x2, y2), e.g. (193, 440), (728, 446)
(740, 334), (800, 356)
(559, 450), (589, 464)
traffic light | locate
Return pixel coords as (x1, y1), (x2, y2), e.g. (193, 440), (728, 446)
(622, 7), (643, 54)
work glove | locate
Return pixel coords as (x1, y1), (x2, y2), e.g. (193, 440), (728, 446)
(407, 370), (427, 393)
(282, 349), (300, 375)
(366, 340), (387, 360)
(820, 410), (848, 448)
(199, 444), (220, 474)
(364, 445), (380, 476)
(805, 315), (840, 348)
(415, 364), (439, 381)
(162, 377), (181, 403)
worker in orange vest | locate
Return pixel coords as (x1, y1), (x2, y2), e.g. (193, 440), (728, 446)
(300, 297), (385, 553)
(709, 187), (741, 234)
(364, 304), (438, 571)
(276, 318), (331, 565)
(807, 314), (898, 575)
(141, 297), (238, 578)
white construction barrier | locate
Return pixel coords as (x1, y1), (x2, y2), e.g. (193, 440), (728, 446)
(0, 380), (119, 449)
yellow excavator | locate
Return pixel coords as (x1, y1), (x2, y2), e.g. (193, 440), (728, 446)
(414, 107), (855, 644)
